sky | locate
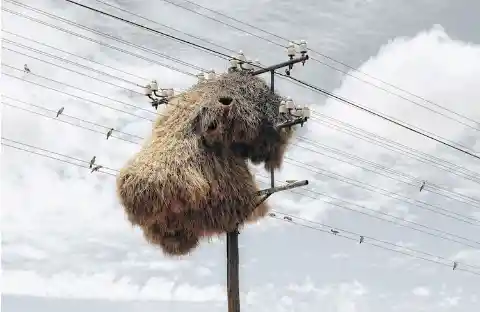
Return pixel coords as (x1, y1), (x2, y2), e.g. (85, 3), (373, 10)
(1, 0), (480, 311)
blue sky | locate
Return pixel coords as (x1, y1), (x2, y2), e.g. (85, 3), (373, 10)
(2, 0), (480, 311)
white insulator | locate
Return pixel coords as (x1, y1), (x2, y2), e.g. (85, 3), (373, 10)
(243, 59), (253, 70)
(150, 80), (158, 91)
(303, 106), (311, 118)
(206, 69), (216, 80)
(279, 103), (287, 114)
(291, 107), (302, 117)
(237, 50), (246, 63)
(298, 40), (308, 54)
(230, 57), (239, 68)
(197, 72), (205, 82)
(287, 42), (296, 57)
(285, 97), (294, 109)
(166, 88), (174, 97)
(144, 84), (152, 96)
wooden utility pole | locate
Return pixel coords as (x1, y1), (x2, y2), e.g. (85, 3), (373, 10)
(226, 54), (309, 312)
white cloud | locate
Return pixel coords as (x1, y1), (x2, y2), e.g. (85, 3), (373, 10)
(1, 0), (480, 310)
(412, 286), (431, 297)
(2, 270), (225, 302)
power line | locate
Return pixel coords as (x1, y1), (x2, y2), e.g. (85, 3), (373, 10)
(5, 0), (478, 218)
(285, 157), (480, 226)
(59, 0), (480, 163)
(311, 113), (480, 185)
(2, 37), (143, 89)
(6, 97), (479, 230)
(5, 0), (209, 74)
(2, 137), (118, 173)
(2, 7), (199, 78)
(269, 212), (480, 275)
(286, 75), (480, 159)
(9, 0), (480, 167)
(2, 71), (156, 121)
(2, 43), (144, 95)
(91, 0), (238, 55)
(36, 0), (480, 184)
(2, 64), (156, 115)
(3, 102), (140, 145)
(2, 26), (476, 189)
(294, 137), (480, 208)
(254, 174), (480, 250)
(59, 0), (230, 60)
(272, 210), (480, 271)
(2, 96), (143, 140)
(163, 0), (480, 128)
(3, 138), (478, 276)
(3, 77), (476, 225)
(2, 30), (148, 82)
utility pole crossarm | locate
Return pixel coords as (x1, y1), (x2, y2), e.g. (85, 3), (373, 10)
(251, 55), (309, 76)
(256, 180), (309, 196)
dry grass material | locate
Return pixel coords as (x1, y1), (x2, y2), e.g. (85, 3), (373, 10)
(117, 71), (294, 256)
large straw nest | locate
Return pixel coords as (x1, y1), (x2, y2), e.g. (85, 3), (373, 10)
(117, 71), (293, 256)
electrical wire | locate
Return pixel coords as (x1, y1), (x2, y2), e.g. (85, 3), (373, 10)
(161, 0), (480, 128)
(2, 43), (144, 95)
(269, 213), (480, 276)
(284, 157), (480, 226)
(4, 0), (480, 214)
(5, 0), (208, 74)
(3, 102), (141, 145)
(91, 0), (239, 55)
(253, 174), (480, 249)
(3, 137), (479, 276)
(4, 37), (480, 202)
(6, 1), (480, 168)
(2, 64), (158, 116)
(2, 7), (199, 78)
(58, 0), (480, 163)
(2, 71), (156, 121)
(2, 30), (148, 82)
(5, 96), (479, 230)
(293, 137), (480, 208)
(310, 113), (480, 184)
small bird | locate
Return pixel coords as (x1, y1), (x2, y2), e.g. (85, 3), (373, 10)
(286, 180), (298, 184)
(24, 64), (30, 73)
(283, 216), (292, 222)
(91, 165), (102, 173)
(331, 229), (339, 235)
(268, 212), (276, 217)
(359, 236), (364, 244)
(453, 261), (458, 271)
(89, 156), (96, 168)
(419, 181), (426, 192)
(106, 128), (114, 140)
(56, 107), (64, 117)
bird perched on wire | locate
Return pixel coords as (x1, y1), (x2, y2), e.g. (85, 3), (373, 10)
(453, 261), (458, 271)
(91, 165), (102, 173)
(359, 236), (364, 244)
(419, 181), (426, 192)
(331, 229), (339, 235)
(268, 212), (276, 217)
(283, 216), (292, 221)
(89, 156), (96, 168)
(56, 107), (64, 118)
(24, 64), (30, 73)
(106, 128), (114, 140)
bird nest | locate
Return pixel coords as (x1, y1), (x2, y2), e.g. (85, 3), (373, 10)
(117, 71), (293, 256)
